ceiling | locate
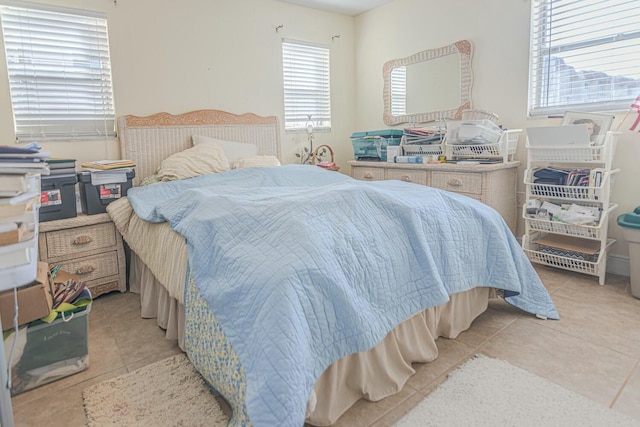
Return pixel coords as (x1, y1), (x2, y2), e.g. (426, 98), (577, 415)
(278, 0), (393, 16)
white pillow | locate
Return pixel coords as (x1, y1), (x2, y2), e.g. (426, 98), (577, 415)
(231, 155), (281, 169)
(156, 143), (229, 182)
(192, 135), (258, 164)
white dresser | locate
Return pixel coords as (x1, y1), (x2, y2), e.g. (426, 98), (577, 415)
(349, 161), (520, 234)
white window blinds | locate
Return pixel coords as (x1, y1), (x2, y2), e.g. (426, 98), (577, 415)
(282, 39), (331, 131)
(390, 66), (406, 116)
(529, 0), (640, 116)
(0, 4), (115, 141)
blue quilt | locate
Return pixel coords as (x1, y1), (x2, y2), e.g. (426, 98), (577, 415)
(127, 165), (558, 426)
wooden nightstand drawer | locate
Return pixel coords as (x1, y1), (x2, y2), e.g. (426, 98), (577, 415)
(54, 251), (119, 282)
(386, 169), (428, 185)
(352, 167), (385, 181)
(431, 171), (483, 195)
(45, 222), (116, 259)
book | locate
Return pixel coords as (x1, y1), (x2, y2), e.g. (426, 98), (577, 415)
(0, 166), (50, 175)
(81, 160), (135, 170)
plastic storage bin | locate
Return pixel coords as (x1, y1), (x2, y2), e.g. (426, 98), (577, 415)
(39, 173), (77, 222)
(7, 302), (91, 395)
(78, 170), (135, 214)
(351, 129), (403, 161)
(617, 206), (640, 299)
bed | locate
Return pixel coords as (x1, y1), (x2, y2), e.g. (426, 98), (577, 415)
(106, 109), (558, 427)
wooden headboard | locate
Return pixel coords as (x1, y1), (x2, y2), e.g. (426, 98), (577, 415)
(117, 109), (281, 186)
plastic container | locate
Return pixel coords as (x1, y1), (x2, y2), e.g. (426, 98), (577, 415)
(617, 206), (640, 299)
(39, 173), (78, 222)
(351, 129), (403, 161)
(78, 170), (135, 214)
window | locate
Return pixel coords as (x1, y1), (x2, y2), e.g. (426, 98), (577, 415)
(390, 66), (406, 116)
(529, 0), (640, 116)
(0, 3), (115, 141)
(282, 39), (331, 132)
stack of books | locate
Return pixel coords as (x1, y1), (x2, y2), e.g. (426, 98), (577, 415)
(80, 159), (135, 171)
(0, 142), (50, 175)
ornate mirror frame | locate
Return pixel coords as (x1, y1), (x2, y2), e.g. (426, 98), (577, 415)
(383, 40), (473, 125)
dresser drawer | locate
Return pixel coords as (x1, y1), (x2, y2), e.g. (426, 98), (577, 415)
(352, 167), (385, 181)
(45, 222), (117, 259)
(386, 169), (428, 185)
(431, 171), (483, 195)
(53, 251), (119, 282)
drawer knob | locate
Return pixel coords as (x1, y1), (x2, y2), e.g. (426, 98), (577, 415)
(73, 235), (93, 245)
(364, 173), (373, 179)
(448, 178), (462, 187)
(75, 265), (96, 275)
(401, 175), (412, 182)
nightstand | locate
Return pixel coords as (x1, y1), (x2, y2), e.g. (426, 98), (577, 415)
(38, 213), (126, 298)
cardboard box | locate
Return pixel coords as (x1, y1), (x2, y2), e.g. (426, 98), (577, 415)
(0, 262), (53, 330)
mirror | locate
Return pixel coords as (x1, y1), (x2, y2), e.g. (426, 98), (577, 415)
(383, 40), (473, 126)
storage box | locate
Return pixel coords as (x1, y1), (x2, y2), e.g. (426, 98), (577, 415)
(0, 262), (53, 330)
(6, 302), (91, 395)
(39, 173), (78, 222)
(78, 169), (135, 215)
(351, 129), (403, 161)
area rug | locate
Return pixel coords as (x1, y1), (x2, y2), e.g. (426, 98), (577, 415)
(394, 354), (640, 426)
(83, 353), (229, 427)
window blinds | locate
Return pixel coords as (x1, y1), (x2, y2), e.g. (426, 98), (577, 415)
(390, 66), (406, 116)
(0, 4), (115, 141)
(282, 39), (331, 131)
(529, 0), (640, 116)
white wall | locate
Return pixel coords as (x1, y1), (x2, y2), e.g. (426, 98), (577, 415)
(354, 0), (640, 262)
(0, 0), (356, 170)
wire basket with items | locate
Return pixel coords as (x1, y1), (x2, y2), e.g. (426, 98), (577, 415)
(311, 144), (340, 171)
(400, 126), (445, 158)
(444, 119), (521, 162)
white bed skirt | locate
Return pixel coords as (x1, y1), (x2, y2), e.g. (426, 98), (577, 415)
(128, 251), (492, 425)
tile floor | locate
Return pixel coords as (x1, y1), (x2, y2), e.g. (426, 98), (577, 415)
(9, 265), (640, 426)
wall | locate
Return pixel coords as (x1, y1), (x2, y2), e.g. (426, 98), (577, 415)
(0, 0), (356, 170)
(354, 0), (640, 265)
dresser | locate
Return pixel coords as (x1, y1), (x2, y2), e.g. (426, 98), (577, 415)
(349, 161), (520, 233)
(38, 213), (126, 298)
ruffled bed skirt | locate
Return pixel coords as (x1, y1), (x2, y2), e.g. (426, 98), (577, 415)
(128, 251), (493, 425)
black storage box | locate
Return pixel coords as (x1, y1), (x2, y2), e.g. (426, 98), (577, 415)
(39, 173), (78, 222)
(78, 169), (135, 215)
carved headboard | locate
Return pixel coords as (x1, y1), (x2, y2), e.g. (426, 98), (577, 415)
(117, 109), (281, 186)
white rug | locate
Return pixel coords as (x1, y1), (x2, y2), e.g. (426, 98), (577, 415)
(394, 354), (640, 427)
(83, 354), (228, 427)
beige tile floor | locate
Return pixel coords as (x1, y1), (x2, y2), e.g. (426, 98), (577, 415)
(9, 265), (640, 426)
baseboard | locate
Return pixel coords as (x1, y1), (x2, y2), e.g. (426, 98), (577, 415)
(607, 254), (630, 277)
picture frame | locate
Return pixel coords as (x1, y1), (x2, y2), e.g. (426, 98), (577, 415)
(561, 111), (615, 146)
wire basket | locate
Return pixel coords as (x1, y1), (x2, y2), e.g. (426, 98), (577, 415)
(311, 144), (340, 171)
(460, 109), (499, 123)
(400, 134), (444, 156)
(445, 129), (520, 162)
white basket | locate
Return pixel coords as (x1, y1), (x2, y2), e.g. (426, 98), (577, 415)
(460, 109), (499, 123)
(524, 168), (618, 202)
(522, 234), (614, 277)
(445, 129), (520, 162)
(400, 134), (444, 156)
(0, 232), (38, 290)
(522, 203), (617, 240)
(526, 131), (619, 169)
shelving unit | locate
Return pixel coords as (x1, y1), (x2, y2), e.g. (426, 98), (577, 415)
(522, 131), (620, 285)
(0, 173), (41, 427)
